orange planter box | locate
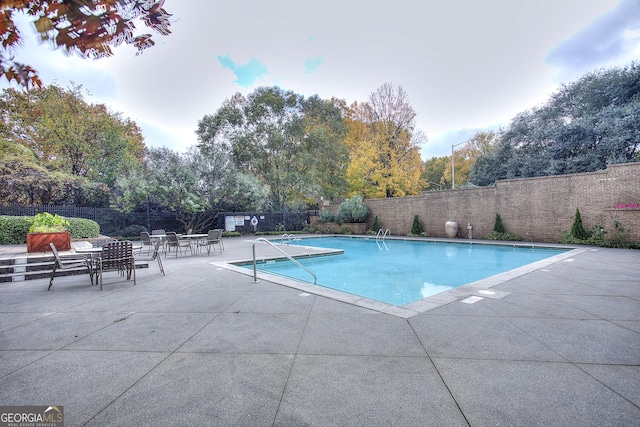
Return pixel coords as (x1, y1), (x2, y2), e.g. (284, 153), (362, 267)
(26, 231), (71, 253)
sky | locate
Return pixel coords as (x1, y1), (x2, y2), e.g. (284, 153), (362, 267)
(3, 0), (640, 159)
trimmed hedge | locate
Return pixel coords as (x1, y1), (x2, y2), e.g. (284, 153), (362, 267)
(0, 215), (100, 244)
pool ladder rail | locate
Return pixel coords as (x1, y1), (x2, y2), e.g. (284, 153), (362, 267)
(375, 228), (391, 241)
(281, 234), (296, 244)
(252, 237), (317, 285)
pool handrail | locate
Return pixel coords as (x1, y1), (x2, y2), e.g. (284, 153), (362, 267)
(252, 237), (317, 285)
(281, 234), (295, 244)
(376, 228), (391, 241)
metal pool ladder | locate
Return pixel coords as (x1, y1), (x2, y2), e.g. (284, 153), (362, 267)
(252, 237), (317, 284)
(281, 233), (296, 244)
(376, 228), (391, 241)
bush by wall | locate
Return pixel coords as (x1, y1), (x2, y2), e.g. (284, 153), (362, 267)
(336, 195), (370, 223)
(0, 215), (100, 244)
(365, 163), (640, 243)
(0, 216), (32, 244)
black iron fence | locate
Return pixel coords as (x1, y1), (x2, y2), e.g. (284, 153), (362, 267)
(213, 211), (318, 234)
(1, 204), (317, 237)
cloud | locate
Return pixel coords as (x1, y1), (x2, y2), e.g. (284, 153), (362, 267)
(546, 0), (640, 76)
(304, 57), (324, 74)
(216, 54), (269, 87)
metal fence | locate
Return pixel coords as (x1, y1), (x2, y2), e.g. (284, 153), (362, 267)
(213, 211), (318, 234)
(1, 204), (317, 237)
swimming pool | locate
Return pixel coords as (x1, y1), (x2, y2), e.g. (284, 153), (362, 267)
(245, 237), (570, 306)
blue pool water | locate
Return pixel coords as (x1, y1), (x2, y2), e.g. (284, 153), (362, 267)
(249, 237), (568, 306)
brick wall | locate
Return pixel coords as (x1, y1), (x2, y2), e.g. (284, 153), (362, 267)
(365, 163), (640, 242)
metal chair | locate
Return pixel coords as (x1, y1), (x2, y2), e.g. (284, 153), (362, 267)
(140, 231), (154, 255)
(48, 242), (93, 291)
(135, 241), (165, 275)
(96, 241), (136, 290)
(92, 237), (117, 247)
(198, 229), (223, 255)
(165, 232), (192, 257)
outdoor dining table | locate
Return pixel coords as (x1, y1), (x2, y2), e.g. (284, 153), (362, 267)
(75, 244), (143, 254)
(74, 243), (143, 284)
(181, 234), (208, 254)
(75, 244), (143, 263)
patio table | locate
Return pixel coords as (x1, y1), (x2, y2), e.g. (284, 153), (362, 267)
(75, 244), (142, 284)
(181, 234), (208, 254)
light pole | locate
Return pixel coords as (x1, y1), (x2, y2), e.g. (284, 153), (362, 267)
(451, 140), (469, 189)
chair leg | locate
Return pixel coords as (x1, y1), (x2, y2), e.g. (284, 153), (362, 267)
(48, 262), (58, 291)
(87, 264), (94, 286)
(157, 255), (165, 275)
(132, 260), (136, 285)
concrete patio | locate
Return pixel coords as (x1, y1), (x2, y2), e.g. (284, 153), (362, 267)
(0, 236), (638, 426)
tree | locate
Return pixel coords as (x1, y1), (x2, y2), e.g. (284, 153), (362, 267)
(0, 138), (109, 206)
(197, 87), (348, 208)
(0, 0), (172, 88)
(443, 131), (497, 188)
(411, 214), (423, 235)
(470, 63), (640, 185)
(421, 156), (449, 190)
(113, 146), (270, 232)
(0, 84), (145, 186)
(344, 83), (424, 198)
(570, 208), (588, 240)
(493, 213), (505, 233)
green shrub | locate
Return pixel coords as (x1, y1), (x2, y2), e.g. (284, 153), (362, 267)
(318, 208), (337, 223)
(560, 221), (640, 248)
(66, 217), (100, 239)
(222, 231), (241, 237)
(118, 224), (145, 240)
(337, 195), (370, 223)
(570, 208), (588, 240)
(339, 226), (353, 234)
(493, 213), (505, 233)
(485, 231), (523, 241)
(29, 212), (69, 233)
(410, 214), (423, 235)
(0, 214), (99, 244)
(0, 216), (32, 244)
(371, 215), (381, 232)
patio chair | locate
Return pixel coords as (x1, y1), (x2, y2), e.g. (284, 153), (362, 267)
(198, 229), (223, 255)
(48, 242), (93, 291)
(135, 240), (165, 275)
(165, 232), (192, 257)
(96, 240), (136, 290)
(140, 231), (154, 255)
(152, 229), (165, 236)
(92, 237), (117, 247)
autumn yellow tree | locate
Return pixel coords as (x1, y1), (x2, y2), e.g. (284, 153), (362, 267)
(344, 83), (424, 198)
(442, 131), (497, 188)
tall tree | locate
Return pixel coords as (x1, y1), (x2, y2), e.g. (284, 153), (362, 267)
(0, 137), (109, 206)
(0, 0), (172, 87)
(421, 156), (449, 190)
(197, 87), (348, 208)
(113, 146), (270, 231)
(470, 63), (640, 185)
(344, 83), (424, 197)
(0, 83), (145, 186)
